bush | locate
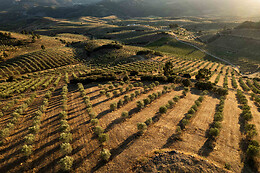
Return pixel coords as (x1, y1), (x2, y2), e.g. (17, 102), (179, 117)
(173, 96), (180, 102)
(21, 144), (33, 157)
(247, 142), (259, 158)
(145, 118), (153, 126)
(182, 79), (192, 87)
(188, 108), (196, 114)
(213, 121), (222, 129)
(181, 119), (189, 129)
(143, 98), (151, 106)
(209, 127), (219, 138)
(100, 90), (106, 95)
(159, 106), (167, 114)
(28, 125), (40, 134)
(106, 92), (112, 99)
(91, 119), (99, 126)
(24, 134), (35, 144)
(94, 126), (104, 136)
(113, 90), (119, 97)
(168, 100), (174, 107)
(214, 112), (223, 121)
(121, 111), (129, 118)
(195, 100), (201, 107)
(0, 128), (10, 138)
(59, 156), (74, 171)
(137, 123), (147, 134)
(101, 149), (111, 161)
(137, 100), (144, 110)
(60, 122), (71, 132)
(198, 96), (204, 102)
(60, 143), (72, 155)
(124, 95), (130, 103)
(130, 93), (135, 100)
(89, 112), (97, 119)
(98, 133), (109, 144)
(59, 111), (68, 119)
(186, 114), (192, 120)
(60, 132), (72, 143)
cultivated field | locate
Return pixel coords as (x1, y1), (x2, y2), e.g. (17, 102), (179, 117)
(0, 16), (259, 173)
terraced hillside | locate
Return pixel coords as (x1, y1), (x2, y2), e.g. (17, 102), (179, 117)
(0, 45), (259, 173)
(0, 15), (259, 173)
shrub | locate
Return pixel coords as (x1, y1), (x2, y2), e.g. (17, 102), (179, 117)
(0, 111), (3, 117)
(12, 112), (20, 118)
(60, 122), (71, 132)
(24, 134), (35, 144)
(98, 133), (109, 144)
(175, 126), (182, 136)
(28, 125), (40, 134)
(130, 93), (135, 100)
(247, 142), (259, 158)
(110, 102), (117, 111)
(100, 90), (106, 95)
(21, 144), (33, 157)
(94, 126), (104, 136)
(191, 105), (198, 111)
(198, 96), (204, 102)
(195, 100), (201, 107)
(0, 128), (10, 138)
(145, 118), (153, 126)
(214, 112), (223, 121)
(117, 99), (124, 108)
(124, 95), (130, 103)
(143, 98), (151, 106)
(182, 79), (191, 87)
(209, 127), (219, 138)
(213, 121), (222, 129)
(159, 106), (167, 114)
(106, 92), (112, 99)
(7, 122), (15, 128)
(89, 112), (97, 119)
(59, 156), (74, 171)
(182, 91), (187, 96)
(59, 111), (67, 119)
(101, 149), (111, 161)
(181, 118), (189, 127)
(121, 111), (129, 118)
(137, 100), (144, 110)
(168, 100), (174, 107)
(113, 90), (118, 97)
(135, 90), (140, 96)
(173, 96), (180, 102)
(91, 119), (99, 126)
(60, 132), (72, 143)
(137, 123), (147, 134)
(60, 143), (72, 155)
(185, 114), (192, 120)
(188, 108), (196, 114)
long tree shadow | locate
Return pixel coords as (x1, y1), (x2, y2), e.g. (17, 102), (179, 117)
(91, 132), (141, 172)
(0, 156), (26, 173)
(104, 107), (139, 133)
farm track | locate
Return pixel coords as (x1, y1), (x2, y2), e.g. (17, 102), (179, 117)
(210, 91), (242, 172)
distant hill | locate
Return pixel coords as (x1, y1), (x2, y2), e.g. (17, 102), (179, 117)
(236, 21), (260, 30)
(1, 0), (260, 18)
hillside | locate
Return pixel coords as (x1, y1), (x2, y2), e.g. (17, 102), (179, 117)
(0, 12), (259, 173)
(1, 0), (260, 19)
